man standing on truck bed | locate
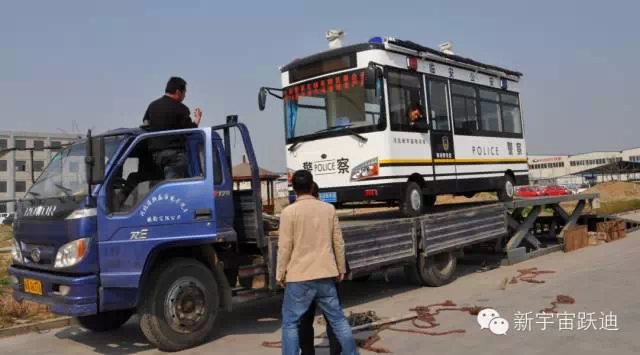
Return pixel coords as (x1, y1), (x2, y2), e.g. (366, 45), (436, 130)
(276, 170), (358, 355)
(142, 76), (202, 179)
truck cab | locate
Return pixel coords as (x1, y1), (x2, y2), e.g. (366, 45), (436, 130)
(8, 117), (266, 351)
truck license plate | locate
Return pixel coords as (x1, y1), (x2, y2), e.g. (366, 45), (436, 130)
(319, 192), (337, 203)
(24, 278), (43, 295)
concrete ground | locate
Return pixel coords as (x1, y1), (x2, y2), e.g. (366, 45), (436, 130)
(2, 231), (640, 355)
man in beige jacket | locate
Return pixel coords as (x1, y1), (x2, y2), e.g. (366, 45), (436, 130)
(276, 170), (358, 355)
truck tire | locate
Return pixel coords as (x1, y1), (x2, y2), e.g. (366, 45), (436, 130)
(404, 252), (457, 287)
(400, 182), (424, 217)
(139, 258), (220, 352)
(497, 174), (515, 202)
(76, 309), (133, 332)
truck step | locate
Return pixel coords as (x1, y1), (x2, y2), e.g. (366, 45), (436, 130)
(237, 264), (268, 279)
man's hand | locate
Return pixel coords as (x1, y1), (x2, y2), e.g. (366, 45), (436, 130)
(337, 273), (344, 283)
(278, 279), (286, 288)
(193, 108), (203, 126)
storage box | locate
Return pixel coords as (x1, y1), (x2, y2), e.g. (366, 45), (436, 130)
(564, 225), (588, 252)
(596, 220), (626, 242)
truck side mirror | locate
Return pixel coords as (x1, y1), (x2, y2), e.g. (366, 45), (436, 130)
(364, 63), (382, 89)
(86, 136), (105, 185)
(258, 87), (267, 111)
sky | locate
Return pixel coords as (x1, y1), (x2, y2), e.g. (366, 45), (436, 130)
(1, 0), (638, 171)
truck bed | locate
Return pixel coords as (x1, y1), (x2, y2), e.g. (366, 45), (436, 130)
(340, 201), (506, 274)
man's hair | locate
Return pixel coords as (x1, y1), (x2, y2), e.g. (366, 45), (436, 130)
(312, 182), (319, 198)
(409, 102), (422, 112)
(165, 77), (187, 94)
(292, 170), (314, 195)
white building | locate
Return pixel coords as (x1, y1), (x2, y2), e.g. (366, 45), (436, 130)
(528, 147), (640, 185)
(0, 130), (80, 213)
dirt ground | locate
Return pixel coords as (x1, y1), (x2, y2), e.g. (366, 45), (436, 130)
(585, 181), (640, 202)
(0, 226), (54, 329)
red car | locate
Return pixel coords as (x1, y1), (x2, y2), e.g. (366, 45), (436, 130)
(516, 185), (542, 198)
(542, 185), (570, 196)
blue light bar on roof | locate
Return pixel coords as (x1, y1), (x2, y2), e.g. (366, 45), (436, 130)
(368, 36), (383, 44)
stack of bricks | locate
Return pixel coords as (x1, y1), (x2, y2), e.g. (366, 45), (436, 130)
(564, 225), (588, 252)
(596, 220), (626, 242)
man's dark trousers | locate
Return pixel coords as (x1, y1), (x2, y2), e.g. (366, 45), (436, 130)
(152, 148), (188, 179)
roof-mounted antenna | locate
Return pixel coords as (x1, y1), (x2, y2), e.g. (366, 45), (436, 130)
(326, 29), (345, 49)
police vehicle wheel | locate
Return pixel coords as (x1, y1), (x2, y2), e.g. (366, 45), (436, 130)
(76, 309), (133, 332)
(404, 252), (457, 287)
(400, 182), (423, 217)
(139, 258), (220, 352)
(497, 175), (515, 202)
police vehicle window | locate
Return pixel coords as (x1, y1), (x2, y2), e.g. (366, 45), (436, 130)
(479, 88), (501, 132)
(451, 82), (479, 133)
(387, 70), (425, 132)
(500, 93), (522, 134)
(425, 79), (450, 131)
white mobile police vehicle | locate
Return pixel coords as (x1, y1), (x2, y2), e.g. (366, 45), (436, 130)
(259, 33), (528, 216)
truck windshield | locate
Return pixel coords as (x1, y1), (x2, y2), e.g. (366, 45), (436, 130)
(284, 69), (384, 143)
(26, 136), (125, 199)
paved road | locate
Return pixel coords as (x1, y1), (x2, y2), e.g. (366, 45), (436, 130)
(2, 231), (640, 355)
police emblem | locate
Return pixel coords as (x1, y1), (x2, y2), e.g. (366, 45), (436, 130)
(442, 136), (450, 151)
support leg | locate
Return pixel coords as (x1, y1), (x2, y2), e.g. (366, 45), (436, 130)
(558, 200), (586, 238)
(506, 206), (542, 251)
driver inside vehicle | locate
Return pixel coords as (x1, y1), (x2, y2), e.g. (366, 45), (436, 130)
(407, 102), (427, 130)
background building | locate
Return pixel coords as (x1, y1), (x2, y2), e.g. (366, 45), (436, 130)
(0, 130), (79, 213)
(529, 147), (640, 185)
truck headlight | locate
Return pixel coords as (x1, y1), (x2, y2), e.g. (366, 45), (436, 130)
(54, 237), (91, 268)
(11, 238), (23, 263)
(350, 158), (379, 182)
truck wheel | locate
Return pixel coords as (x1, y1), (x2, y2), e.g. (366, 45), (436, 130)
(404, 252), (457, 287)
(76, 309), (133, 332)
(400, 182), (423, 217)
(139, 258), (220, 352)
(497, 174), (515, 202)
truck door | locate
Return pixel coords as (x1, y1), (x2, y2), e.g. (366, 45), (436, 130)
(425, 77), (456, 187)
(96, 129), (216, 306)
(211, 137), (235, 239)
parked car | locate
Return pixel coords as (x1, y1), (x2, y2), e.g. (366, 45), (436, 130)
(516, 185), (543, 198)
(542, 185), (570, 196)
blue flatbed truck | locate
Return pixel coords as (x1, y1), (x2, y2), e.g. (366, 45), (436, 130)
(6, 115), (601, 351)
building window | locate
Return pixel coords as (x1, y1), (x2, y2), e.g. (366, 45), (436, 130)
(0, 181), (6, 193)
(0, 139), (7, 150)
(50, 141), (61, 152)
(33, 140), (45, 151)
(15, 139), (26, 150)
(0, 203), (6, 213)
(15, 181), (26, 192)
(33, 160), (45, 172)
(0, 160), (6, 172)
(15, 160), (26, 172)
